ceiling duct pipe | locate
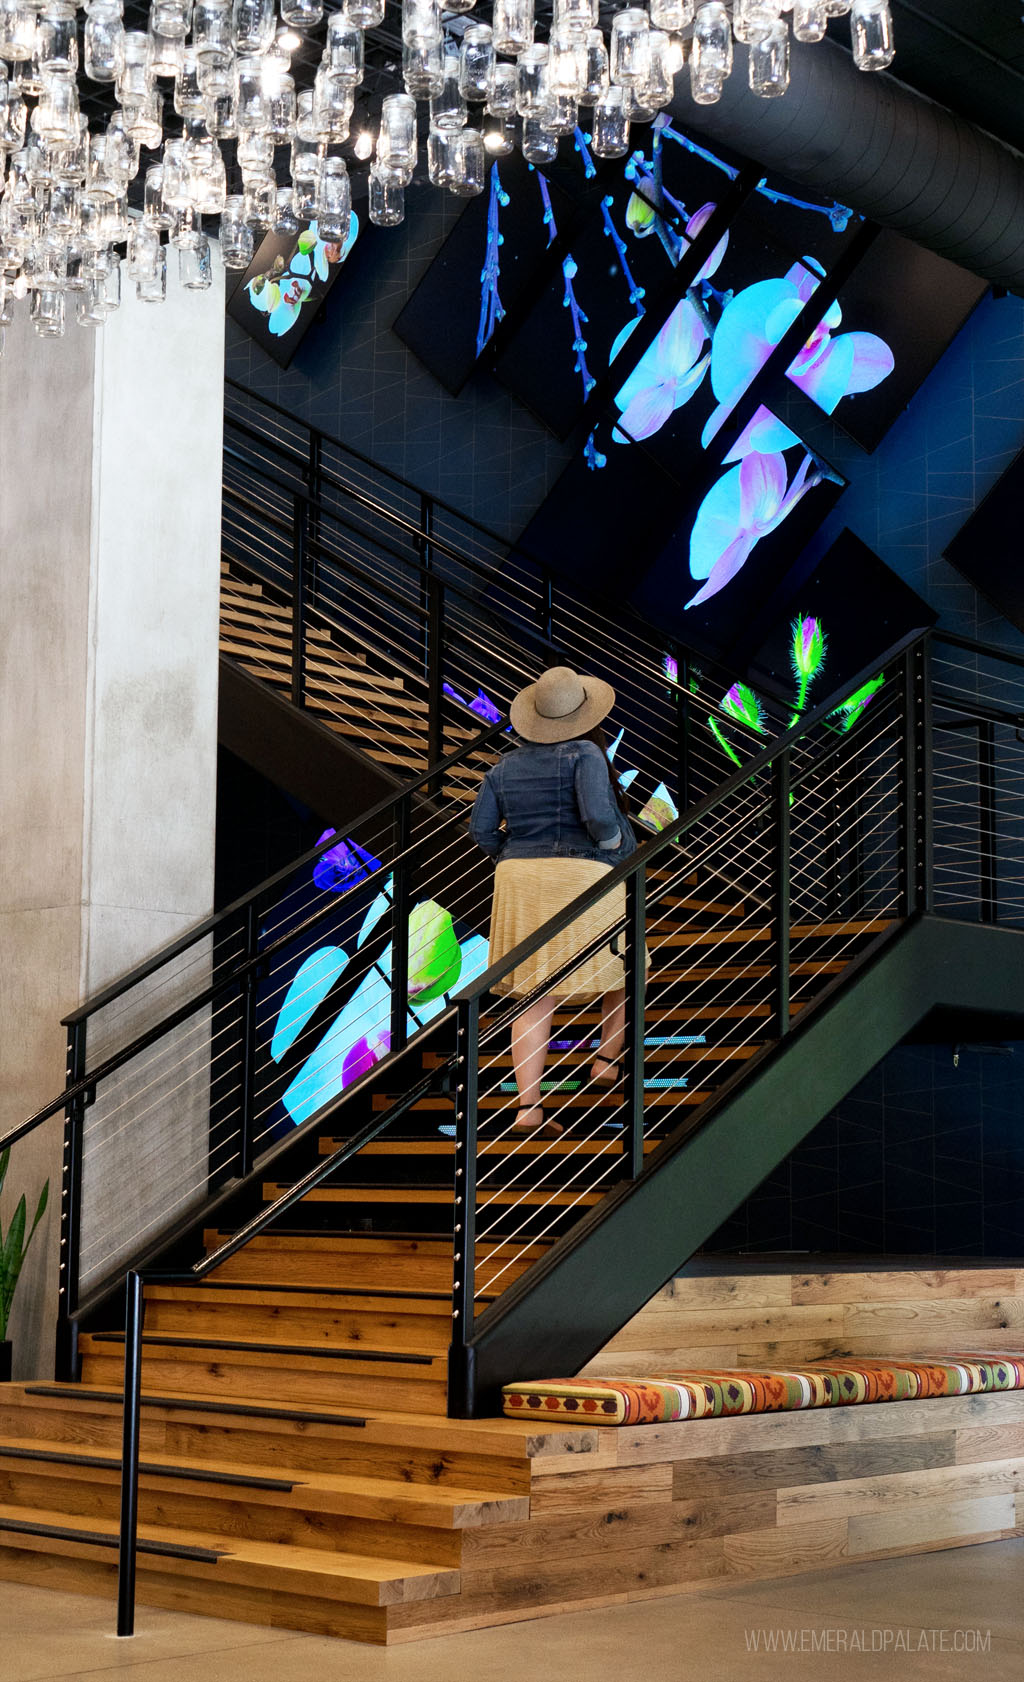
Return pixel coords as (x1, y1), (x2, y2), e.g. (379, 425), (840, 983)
(671, 38), (1024, 291)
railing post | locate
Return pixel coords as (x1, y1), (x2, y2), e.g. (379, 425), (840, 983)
(55, 1021), (88, 1381)
(291, 492), (307, 710)
(448, 996), (479, 1418)
(426, 577), (444, 780)
(978, 718), (998, 924)
(623, 868), (647, 1180)
(306, 431), (323, 595)
(676, 652), (692, 813)
(389, 798), (411, 1054)
(772, 750), (791, 1040)
(116, 1269), (144, 1638)
(238, 902), (260, 1180)
(919, 638), (935, 914)
(540, 571), (554, 642)
(901, 650), (919, 919)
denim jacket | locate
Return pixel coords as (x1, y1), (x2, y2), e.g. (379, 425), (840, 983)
(469, 739), (638, 866)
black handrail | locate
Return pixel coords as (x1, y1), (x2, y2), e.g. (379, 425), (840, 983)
(111, 619), (1024, 1618)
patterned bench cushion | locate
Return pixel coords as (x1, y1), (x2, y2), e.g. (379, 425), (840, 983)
(501, 1353), (1024, 1427)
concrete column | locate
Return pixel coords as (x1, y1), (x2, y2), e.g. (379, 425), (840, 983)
(0, 255), (224, 1378)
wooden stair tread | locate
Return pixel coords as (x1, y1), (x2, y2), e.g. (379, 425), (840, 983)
(0, 1503), (460, 1602)
(317, 1136), (660, 1158)
(0, 1438), (528, 1526)
(371, 1090), (709, 1113)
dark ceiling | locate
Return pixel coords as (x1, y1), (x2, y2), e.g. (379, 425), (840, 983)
(888, 0), (1024, 158)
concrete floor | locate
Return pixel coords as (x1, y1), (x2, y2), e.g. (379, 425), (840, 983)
(2, 1539), (1021, 1682)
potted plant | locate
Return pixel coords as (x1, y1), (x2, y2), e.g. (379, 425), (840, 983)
(0, 1148), (49, 1383)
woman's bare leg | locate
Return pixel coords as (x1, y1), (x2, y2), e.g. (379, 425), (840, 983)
(592, 987), (626, 1080)
(511, 995), (557, 1120)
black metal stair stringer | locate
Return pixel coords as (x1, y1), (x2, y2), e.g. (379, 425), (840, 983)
(459, 915), (1024, 1413)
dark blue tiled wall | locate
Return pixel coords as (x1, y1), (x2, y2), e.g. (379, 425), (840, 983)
(224, 187), (573, 541)
(705, 1042), (1024, 1258)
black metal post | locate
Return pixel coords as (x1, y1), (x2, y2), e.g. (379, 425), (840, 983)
(426, 578), (444, 780)
(448, 996), (479, 1417)
(541, 572), (554, 642)
(676, 652), (692, 813)
(978, 718), (998, 924)
(901, 650), (919, 919)
(306, 431), (323, 595)
(55, 1021), (88, 1381)
(389, 798), (411, 1053)
(623, 870), (647, 1180)
(772, 750), (791, 1041)
(919, 638), (935, 914)
(291, 492), (307, 710)
(238, 902), (260, 1180)
(116, 1269), (144, 1638)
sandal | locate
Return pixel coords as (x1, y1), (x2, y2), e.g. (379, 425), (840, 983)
(512, 1105), (564, 1138)
(591, 1055), (624, 1084)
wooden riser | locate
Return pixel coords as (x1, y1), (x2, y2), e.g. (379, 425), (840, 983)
(77, 1347), (448, 1418)
(200, 1231), (549, 1296)
(144, 1292), (453, 1354)
(0, 1546), (393, 1643)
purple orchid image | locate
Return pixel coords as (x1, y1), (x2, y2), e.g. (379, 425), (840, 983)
(702, 258), (894, 450)
(611, 298), (710, 443)
(610, 202), (730, 444)
(312, 830), (382, 894)
(686, 450), (821, 610)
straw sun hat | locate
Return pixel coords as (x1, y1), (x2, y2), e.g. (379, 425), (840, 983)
(509, 665), (616, 744)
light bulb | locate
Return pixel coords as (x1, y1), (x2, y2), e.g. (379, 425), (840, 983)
(353, 128), (374, 159)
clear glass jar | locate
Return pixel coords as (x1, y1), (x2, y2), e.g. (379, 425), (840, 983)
(520, 112), (557, 164)
(0, 0), (41, 66)
(515, 42), (548, 115)
(749, 16), (790, 95)
(193, 0), (232, 65)
(218, 192), (253, 268)
(38, 2), (79, 76)
(325, 12), (363, 83)
(459, 23), (494, 103)
(429, 53), (466, 131)
(151, 0), (191, 39)
(591, 82), (629, 156)
(732, 0), (779, 45)
(426, 126), (455, 186)
(482, 108), (515, 155)
(448, 125), (485, 195)
(492, 0), (533, 58)
(609, 8), (650, 86)
(792, 0), (827, 41)
(179, 230), (213, 289)
(313, 64), (353, 140)
(402, 35), (443, 97)
(232, 0), (275, 56)
(280, 0), (322, 26)
(581, 30), (609, 104)
(136, 243), (168, 303)
(377, 90), (416, 181)
(549, 21), (585, 95)
(649, 0), (693, 28)
(555, 0), (596, 38)
(273, 185), (299, 235)
(851, 0), (894, 70)
(343, 0), (384, 24)
(690, 1), (732, 101)
(369, 162), (405, 226)
(84, 0), (125, 79)
(315, 154), (351, 243)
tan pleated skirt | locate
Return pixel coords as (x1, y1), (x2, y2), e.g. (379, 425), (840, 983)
(488, 857), (626, 1002)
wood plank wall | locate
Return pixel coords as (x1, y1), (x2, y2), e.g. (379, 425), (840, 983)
(582, 1264), (1024, 1376)
(391, 1266), (1024, 1638)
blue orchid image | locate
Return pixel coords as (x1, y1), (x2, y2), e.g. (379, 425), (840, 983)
(686, 449), (821, 611)
(703, 258), (894, 451)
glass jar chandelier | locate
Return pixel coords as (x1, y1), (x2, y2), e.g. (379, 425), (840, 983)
(0, 0), (895, 344)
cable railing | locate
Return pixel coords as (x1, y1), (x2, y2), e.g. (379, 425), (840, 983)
(1, 717), (509, 1371)
(220, 379), (801, 820)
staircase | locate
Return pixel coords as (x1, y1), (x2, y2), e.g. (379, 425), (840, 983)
(5, 402), (1024, 1639)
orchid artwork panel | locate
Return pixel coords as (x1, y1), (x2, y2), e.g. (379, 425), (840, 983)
(228, 217), (359, 370)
